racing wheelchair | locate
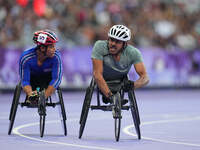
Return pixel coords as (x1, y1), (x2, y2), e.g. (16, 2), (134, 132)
(8, 81), (67, 137)
(79, 76), (141, 141)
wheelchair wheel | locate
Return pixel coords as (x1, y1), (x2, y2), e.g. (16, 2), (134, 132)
(79, 87), (91, 125)
(38, 90), (46, 137)
(8, 83), (21, 135)
(40, 114), (45, 137)
(79, 78), (95, 125)
(79, 78), (95, 139)
(113, 92), (121, 142)
(9, 85), (18, 121)
(57, 88), (67, 136)
(132, 90), (140, 125)
(128, 90), (141, 139)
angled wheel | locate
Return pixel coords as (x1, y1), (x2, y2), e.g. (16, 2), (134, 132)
(128, 90), (141, 139)
(8, 82), (21, 135)
(113, 92), (121, 142)
(132, 90), (140, 124)
(38, 90), (46, 137)
(57, 87), (67, 136)
(79, 78), (95, 139)
(79, 78), (95, 125)
(9, 83), (19, 121)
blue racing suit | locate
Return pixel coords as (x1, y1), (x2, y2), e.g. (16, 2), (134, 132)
(19, 47), (63, 90)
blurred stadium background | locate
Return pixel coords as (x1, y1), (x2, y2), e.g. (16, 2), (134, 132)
(0, 0), (200, 90)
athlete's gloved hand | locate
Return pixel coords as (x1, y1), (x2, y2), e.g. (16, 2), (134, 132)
(27, 91), (39, 102)
(123, 80), (134, 91)
(107, 91), (114, 104)
(108, 92), (121, 104)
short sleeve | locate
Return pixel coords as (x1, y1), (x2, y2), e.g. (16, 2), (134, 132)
(91, 40), (104, 60)
(128, 47), (143, 64)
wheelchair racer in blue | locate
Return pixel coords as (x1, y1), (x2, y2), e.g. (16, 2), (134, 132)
(92, 25), (149, 104)
(19, 30), (63, 103)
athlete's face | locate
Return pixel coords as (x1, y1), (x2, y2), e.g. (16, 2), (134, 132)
(46, 44), (56, 57)
(108, 37), (124, 55)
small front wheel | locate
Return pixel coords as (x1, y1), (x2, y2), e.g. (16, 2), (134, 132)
(40, 114), (45, 137)
(38, 90), (46, 137)
(112, 92), (122, 142)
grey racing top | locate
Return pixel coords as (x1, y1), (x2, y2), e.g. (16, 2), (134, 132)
(91, 40), (143, 80)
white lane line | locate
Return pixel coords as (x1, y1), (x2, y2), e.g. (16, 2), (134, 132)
(123, 116), (200, 147)
(13, 118), (118, 150)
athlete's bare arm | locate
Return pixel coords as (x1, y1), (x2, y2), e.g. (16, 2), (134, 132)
(133, 62), (149, 89)
(92, 58), (112, 97)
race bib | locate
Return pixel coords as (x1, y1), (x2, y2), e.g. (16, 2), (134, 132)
(37, 33), (47, 44)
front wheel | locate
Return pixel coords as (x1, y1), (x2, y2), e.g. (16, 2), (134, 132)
(38, 90), (46, 137)
(40, 114), (45, 137)
(113, 92), (121, 142)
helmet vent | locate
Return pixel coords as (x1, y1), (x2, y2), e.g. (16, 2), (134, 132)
(119, 31), (125, 38)
(113, 29), (117, 35)
(116, 31), (121, 36)
(123, 35), (128, 39)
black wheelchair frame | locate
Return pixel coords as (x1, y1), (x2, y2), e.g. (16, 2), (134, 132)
(79, 77), (141, 141)
(8, 82), (67, 137)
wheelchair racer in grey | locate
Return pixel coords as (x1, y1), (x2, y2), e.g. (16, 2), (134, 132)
(92, 25), (149, 104)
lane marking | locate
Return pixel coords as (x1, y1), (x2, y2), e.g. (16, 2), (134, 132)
(123, 116), (200, 147)
(11, 113), (200, 148)
(13, 118), (118, 150)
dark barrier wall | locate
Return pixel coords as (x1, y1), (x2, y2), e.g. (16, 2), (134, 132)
(0, 47), (200, 89)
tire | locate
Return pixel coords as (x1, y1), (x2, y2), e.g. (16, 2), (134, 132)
(113, 92), (121, 142)
(79, 78), (95, 139)
(79, 88), (93, 139)
(128, 90), (141, 139)
(9, 86), (18, 121)
(57, 88), (67, 136)
(8, 83), (21, 135)
(131, 90), (140, 125)
(40, 114), (45, 137)
(79, 87), (91, 124)
(39, 90), (46, 137)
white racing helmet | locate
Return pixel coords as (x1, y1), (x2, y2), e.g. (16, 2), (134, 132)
(108, 25), (131, 41)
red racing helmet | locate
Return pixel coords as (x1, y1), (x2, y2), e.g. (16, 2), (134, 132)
(33, 30), (58, 46)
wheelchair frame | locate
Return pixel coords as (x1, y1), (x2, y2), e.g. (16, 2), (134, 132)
(8, 82), (67, 137)
(79, 77), (141, 141)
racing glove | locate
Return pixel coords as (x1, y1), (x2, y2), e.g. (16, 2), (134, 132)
(124, 80), (134, 91)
